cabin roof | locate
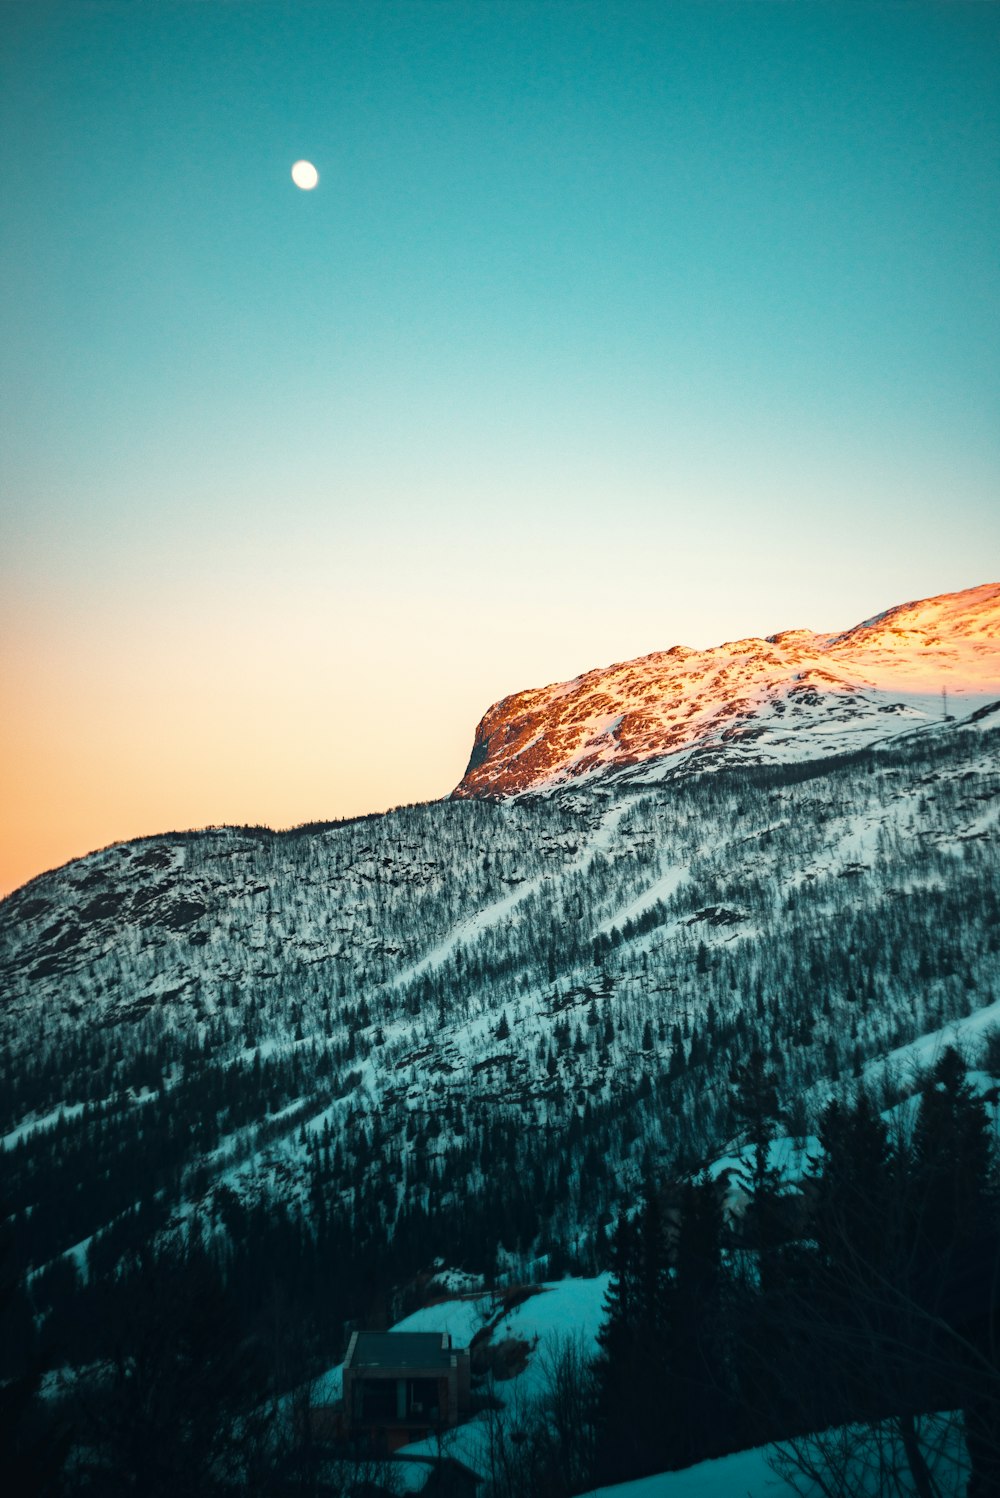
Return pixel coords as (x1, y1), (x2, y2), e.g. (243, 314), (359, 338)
(347, 1331), (454, 1371)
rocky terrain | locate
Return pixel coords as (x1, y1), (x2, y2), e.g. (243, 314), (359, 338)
(454, 582), (1000, 797)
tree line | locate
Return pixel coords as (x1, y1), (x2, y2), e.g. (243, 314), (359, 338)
(594, 1045), (1000, 1497)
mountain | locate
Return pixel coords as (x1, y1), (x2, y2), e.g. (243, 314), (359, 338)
(454, 582), (1000, 798)
(0, 582), (998, 1397)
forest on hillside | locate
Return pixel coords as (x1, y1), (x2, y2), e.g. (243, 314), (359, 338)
(4, 1045), (998, 1496)
(1, 725), (998, 1492)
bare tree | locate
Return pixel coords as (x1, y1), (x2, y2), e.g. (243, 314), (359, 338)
(768, 1412), (969, 1498)
(474, 1332), (598, 1498)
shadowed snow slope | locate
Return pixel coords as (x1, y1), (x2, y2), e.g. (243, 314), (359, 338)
(454, 582), (1000, 797)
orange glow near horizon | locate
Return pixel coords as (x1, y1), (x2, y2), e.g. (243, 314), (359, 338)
(3, 572), (997, 898)
(0, 592), (478, 896)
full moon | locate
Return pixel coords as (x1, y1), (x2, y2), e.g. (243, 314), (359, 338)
(291, 160), (319, 190)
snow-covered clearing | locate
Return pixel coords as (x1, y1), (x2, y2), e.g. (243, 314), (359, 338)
(2, 1102), (87, 1151)
(707, 1134), (818, 1194)
(864, 996), (1000, 1084)
(308, 1273), (612, 1462)
(391, 1295), (490, 1348)
(579, 1412), (968, 1497)
(597, 864), (689, 936)
(579, 1443), (797, 1497)
(388, 802), (628, 989)
(394, 1274), (611, 1470)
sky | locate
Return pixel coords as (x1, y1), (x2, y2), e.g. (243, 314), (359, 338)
(2, 1), (998, 896)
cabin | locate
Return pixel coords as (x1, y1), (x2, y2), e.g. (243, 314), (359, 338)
(342, 1331), (472, 1454)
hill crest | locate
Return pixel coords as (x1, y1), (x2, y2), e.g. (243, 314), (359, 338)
(453, 582), (1000, 798)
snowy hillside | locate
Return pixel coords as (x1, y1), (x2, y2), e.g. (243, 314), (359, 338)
(2, 717), (998, 1323)
(454, 582), (999, 798)
(306, 1267), (976, 1498)
(2, 586), (999, 1498)
(1, 577), (999, 1468)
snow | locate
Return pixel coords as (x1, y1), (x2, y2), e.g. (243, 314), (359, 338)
(389, 801), (627, 989)
(26, 1233), (94, 1288)
(2, 1101), (86, 1150)
(387, 1461), (447, 1493)
(300, 1280), (974, 1497)
(707, 1135), (818, 1194)
(578, 1444), (798, 1497)
(486, 1274), (612, 1390)
(427, 1266), (483, 1294)
(2, 1083), (166, 1153)
(456, 582), (1000, 799)
(303, 1275), (615, 1480)
(310, 1361), (343, 1405)
(598, 865), (689, 935)
(579, 1412), (969, 1496)
(394, 1275), (612, 1471)
(308, 1273), (612, 1426)
(704, 1002), (1000, 1208)
(3, 677), (996, 1323)
(863, 996), (1000, 1089)
(392, 1295), (491, 1348)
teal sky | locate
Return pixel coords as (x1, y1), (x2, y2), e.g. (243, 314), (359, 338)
(1, 1), (999, 891)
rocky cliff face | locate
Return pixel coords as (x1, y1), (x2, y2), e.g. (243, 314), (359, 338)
(454, 583), (1000, 798)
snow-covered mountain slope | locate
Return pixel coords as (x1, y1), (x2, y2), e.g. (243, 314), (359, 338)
(2, 721), (997, 1297)
(454, 583), (1000, 798)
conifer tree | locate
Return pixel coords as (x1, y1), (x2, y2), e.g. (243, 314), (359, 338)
(909, 1047), (994, 1280)
(731, 1045), (786, 1283)
(908, 1049), (1000, 1496)
(661, 1175), (740, 1466)
(813, 1088), (893, 1280)
(595, 1214), (654, 1482)
(0, 1228), (66, 1497)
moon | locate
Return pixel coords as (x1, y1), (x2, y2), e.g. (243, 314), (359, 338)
(291, 160), (319, 191)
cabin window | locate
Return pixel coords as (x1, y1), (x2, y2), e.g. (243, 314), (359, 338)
(406, 1377), (438, 1417)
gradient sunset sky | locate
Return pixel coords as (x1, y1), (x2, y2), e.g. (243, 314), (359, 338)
(2, 1), (998, 896)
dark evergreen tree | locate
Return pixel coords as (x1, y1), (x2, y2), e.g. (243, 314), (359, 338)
(73, 1238), (269, 1497)
(813, 1088), (893, 1283)
(730, 1045), (786, 1284)
(907, 1050), (1000, 1496)
(0, 1227), (67, 1497)
(909, 1047), (994, 1281)
(594, 1213), (654, 1482)
(660, 1175), (742, 1466)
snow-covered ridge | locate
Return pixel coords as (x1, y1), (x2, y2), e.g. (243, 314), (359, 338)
(2, 718), (997, 1289)
(453, 582), (1000, 798)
